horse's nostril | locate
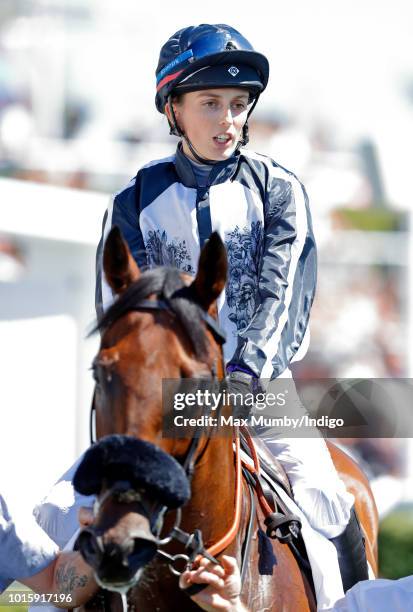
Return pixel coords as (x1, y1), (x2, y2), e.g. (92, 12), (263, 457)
(76, 529), (102, 565)
(105, 541), (125, 563)
(129, 537), (158, 568)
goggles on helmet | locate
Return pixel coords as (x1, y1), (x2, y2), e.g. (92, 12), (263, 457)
(156, 30), (254, 92)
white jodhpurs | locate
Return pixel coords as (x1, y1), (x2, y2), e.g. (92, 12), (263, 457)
(258, 373), (355, 539)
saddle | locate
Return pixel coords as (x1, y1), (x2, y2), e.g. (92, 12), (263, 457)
(249, 433), (292, 496)
(238, 427), (313, 580)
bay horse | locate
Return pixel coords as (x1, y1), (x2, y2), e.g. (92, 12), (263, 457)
(76, 227), (378, 611)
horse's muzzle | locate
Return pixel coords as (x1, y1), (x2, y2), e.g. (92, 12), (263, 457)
(76, 527), (158, 586)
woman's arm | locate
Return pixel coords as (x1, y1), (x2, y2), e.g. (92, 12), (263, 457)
(21, 551), (97, 609)
(95, 176), (147, 319)
(228, 165), (317, 379)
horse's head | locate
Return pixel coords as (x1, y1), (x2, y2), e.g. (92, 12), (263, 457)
(77, 227), (228, 590)
(73, 435), (191, 589)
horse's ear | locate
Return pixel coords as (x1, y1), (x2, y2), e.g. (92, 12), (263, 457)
(73, 444), (104, 496)
(103, 226), (140, 295)
(191, 232), (227, 310)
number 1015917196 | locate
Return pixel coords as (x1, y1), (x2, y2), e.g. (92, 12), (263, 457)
(2, 591), (73, 604)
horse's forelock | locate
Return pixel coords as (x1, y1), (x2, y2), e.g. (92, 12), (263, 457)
(94, 267), (208, 359)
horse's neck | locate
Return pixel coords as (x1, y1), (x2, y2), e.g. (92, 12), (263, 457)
(185, 436), (237, 544)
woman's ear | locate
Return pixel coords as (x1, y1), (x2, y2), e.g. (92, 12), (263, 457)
(164, 100), (173, 124)
(165, 99), (183, 135)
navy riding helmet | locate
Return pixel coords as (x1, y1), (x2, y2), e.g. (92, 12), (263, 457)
(155, 24), (269, 114)
(155, 24), (269, 162)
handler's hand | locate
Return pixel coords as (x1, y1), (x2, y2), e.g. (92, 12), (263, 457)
(78, 506), (94, 528)
(179, 555), (247, 612)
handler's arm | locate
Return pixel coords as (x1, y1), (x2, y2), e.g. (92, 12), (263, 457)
(95, 176), (147, 319)
(21, 551), (97, 609)
(228, 169), (317, 379)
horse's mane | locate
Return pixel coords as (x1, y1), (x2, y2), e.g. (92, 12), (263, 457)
(94, 267), (208, 358)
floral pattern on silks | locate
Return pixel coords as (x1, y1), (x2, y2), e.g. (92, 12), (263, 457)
(145, 230), (195, 274)
(225, 221), (264, 333)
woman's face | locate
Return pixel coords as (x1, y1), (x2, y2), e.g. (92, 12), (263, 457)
(168, 88), (250, 161)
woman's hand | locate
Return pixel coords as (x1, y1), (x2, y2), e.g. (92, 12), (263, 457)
(179, 555), (248, 612)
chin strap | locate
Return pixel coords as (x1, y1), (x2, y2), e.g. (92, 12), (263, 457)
(239, 94), (260, 147)
(168, 94), (217, 165)
(167, 92), (261, 166)
(184, 135), (218, 166)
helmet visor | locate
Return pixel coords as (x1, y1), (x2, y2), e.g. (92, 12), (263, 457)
(173, 63), (263, 98)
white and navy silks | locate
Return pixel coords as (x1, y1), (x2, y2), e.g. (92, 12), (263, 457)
(96, 143), (314, 376)
(94, 143), (354, 539)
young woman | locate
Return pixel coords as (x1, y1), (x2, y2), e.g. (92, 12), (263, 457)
(95, 24), (368, 593)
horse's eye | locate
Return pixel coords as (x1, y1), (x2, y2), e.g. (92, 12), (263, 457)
(90, 365), (100, 384)
(90, 363), (114, 386)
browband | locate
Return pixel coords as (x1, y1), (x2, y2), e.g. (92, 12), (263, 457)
(129, 299), (226, 345)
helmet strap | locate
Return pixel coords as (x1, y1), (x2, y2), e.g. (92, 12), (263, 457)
(168, 94), (218, 165)
(238, 94), (260, 148)
(183, 136), (218, 166)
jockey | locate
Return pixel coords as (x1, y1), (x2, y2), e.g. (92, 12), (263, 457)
(0, 491), (96, 604)
(94, 24), (368, 594)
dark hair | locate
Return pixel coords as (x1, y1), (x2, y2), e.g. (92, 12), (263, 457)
(94, 267), (208, 359)
(171, 93), (184, 105)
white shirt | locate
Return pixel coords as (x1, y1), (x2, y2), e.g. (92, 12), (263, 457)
(333, 576), (413, 611)
(0, 492), (58, 592)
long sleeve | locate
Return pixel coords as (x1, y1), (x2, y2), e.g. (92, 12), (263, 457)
(228, 165), (317, 379)
(332, 576), (413, 612)
(95, 176), (147, 320)
(0, 493), (58, 589)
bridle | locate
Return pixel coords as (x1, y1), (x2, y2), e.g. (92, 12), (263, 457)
(88, 294), (305, 597)
(88, 295), (247, 591)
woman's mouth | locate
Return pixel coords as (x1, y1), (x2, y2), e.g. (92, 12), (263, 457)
(213, 133), (233, 146)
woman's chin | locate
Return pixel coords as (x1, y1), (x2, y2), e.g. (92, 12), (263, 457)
(183, 141), (237, 162)
(208, 143), (237, 161)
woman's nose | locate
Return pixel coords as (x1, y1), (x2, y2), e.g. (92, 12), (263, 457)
(219, 106), (233, 125)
